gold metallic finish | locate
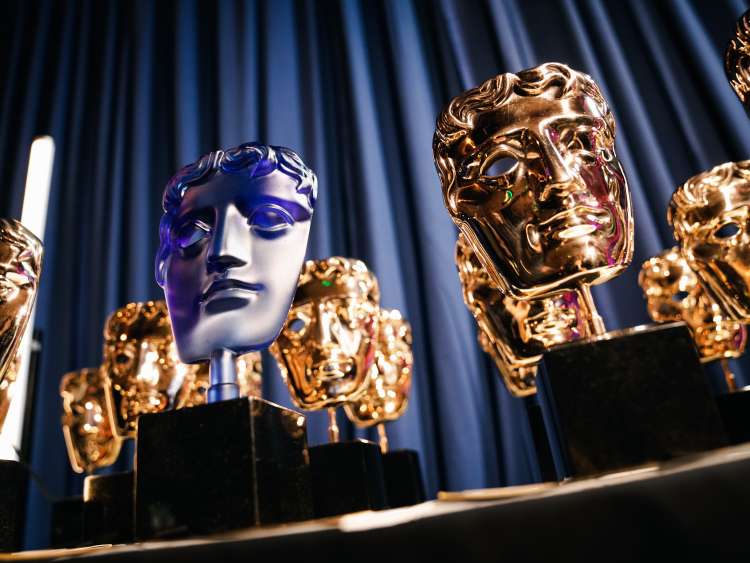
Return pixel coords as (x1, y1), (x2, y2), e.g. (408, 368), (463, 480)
(668, 161), (750, 321)
(455, 234), (595, 396)
(174, 351), (262, 409)
(720, 358), (738, 392)
(271, 257), (379, 412)
(433, 63), (633, 308)
(0, 353), (19, 433)
(344, 309), (413, 428)
(377, 423), (389, 454)
(102, 301), (185, 438)
(327, 408), (340, 443)
(639, 247), (746, 364)
(726, 10), (750, 108)
(0, 219), (43, 385)
(60, 368), (122, 474)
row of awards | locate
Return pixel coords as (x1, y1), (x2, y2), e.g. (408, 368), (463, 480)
(2, 7), (750, 553)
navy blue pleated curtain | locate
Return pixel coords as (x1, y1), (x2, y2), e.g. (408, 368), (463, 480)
(2, 0), (750, 548)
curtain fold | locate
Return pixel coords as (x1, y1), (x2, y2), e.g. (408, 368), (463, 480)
(1, 0), (749, 548)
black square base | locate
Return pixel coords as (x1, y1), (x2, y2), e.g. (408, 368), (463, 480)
(539, 322), (727, 478)
(309, 440), (387, 517)
(715, 389), (750, 445)
(136, 397), (313, 540)
(84, 471), (134, 545)
(50, 496), (85, 548)
(524, 400), (557, 483)
(0, 460), (27, 552)
(382, 449), (425, 508)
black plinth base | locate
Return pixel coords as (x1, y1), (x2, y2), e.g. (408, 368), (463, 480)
(0, 460), (27, 552)
(382, 449), (425, 508)
(309, 440), (387, 517)
(84, 471), (134, 545)
(539, 322), (727, 478)
(716, 389), (750, 445)
(136, 397), (313, 540)
(50, 496), (85, 548)
(525, 401), (557, 483)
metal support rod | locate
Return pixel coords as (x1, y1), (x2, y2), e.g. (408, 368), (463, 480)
(721, 358), (738, 393)
(377, 423), (389, 454)
(208, 348), (240, 403)
(579, 284), (606, 336)
(328, 407), (340, 443)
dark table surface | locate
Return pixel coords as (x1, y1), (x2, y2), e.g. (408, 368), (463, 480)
(12, 444), (750, 563)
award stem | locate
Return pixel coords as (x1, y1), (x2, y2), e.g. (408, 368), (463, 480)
(327, 408), (340, 443)
(208, 348), (240, 403)
(579, 284), (606, 336)
(377, 423), (389, 454)
(720, 358), (737, 392)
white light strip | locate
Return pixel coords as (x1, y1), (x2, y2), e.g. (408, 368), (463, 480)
(0, 136), (55, 461)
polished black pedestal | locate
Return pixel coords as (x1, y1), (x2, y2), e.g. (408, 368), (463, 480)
(84, 471), (134, 545)
(309, 440), (387, 517)
(0, 460), (27, 552)
(539, 322), (727, 478)
(716, 390), (750, 445)
(382, 449), (426, 508)
(136, 397), (313, 540)
(50, 496), (85, 548)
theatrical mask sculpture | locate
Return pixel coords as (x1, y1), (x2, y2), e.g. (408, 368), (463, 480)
(455, 234), (594, 397)
(175, 352), (262, 409)
(344, 309), (412, 453)
(102, 301), (187, 438)
(639, 248), (746, 390)
(60, 368), (122, 474)
(725, 10), (750, 113)
(669, 161), (750, 322)
(272, 257), (379, 441)
(156, 143), (317, 402)
(433, 62), (633, 334)
(0, 219), (43, 383)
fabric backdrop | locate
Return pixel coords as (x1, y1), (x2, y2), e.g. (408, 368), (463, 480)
(2, 0), (750, 548)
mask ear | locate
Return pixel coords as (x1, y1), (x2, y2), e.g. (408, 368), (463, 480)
(155, 251), (168, 288)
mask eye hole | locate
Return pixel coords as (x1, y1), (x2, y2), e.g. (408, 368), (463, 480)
(249, 205), (294, 239)
(672, 291), (689, 303)
(289, 318), (306, 333)
(714, 222), (741, 240)
(174, 220), (211, 250)
(483, 157), (517, 178)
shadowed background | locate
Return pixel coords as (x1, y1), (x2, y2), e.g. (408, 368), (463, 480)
(1, 0), (749, 548)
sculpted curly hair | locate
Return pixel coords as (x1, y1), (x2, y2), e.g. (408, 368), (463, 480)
(295, 257), (380, 305)
(725, 10), (750, 106)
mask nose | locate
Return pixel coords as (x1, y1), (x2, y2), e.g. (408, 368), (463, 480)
(206, 206), (248, 274)
(314, 302), (335, 346)
(538, 136), (583, 203)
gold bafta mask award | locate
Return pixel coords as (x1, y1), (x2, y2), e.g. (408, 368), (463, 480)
(725, 10), (750, 113)
(434, 63), (727, 479)
(273, 257), (388, 517)
(433, 62), (633, 334)
(455, 234), (594, 397)
(344, 308), (413, 453)
(102, 300), (186, 438)
(639, 248), (746, 390)
(669, 161), (750, 322)
(272, 256), (379, 440)
(0, 218), (43, 384)
(60, 368), (122, 474)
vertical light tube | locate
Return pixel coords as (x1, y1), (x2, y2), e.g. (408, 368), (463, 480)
(0, 136), (55, 460)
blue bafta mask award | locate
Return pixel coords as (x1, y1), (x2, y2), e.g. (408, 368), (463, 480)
(155, 142), (317, 402)
(136, 143), (317, 540)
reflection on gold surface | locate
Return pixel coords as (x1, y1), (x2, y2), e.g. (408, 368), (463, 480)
(455, 234), (593, 396)
(0, 354), (19, 433)
(639, 247), (746, 365)
(344, 309), (412, 451)
(272, 257), (379, 411)
(726, 10), (750, 108)
(669, 161), (750, 322)
(0, 219), (42, 390)
(60, 367), (121, 474)
(433, 62), (633, 310)
(102, 301), (184, 438)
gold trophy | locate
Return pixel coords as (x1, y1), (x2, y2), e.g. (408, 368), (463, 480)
(455, 233), (594, 397)
(60, 368), (122, 474)
(0, 219), (43, 385)
(639, 248), (746, 391)
(668, 161), (750, 321)
(725, 10), (750, 113)
(272, 257), (387, 516)
(342, 309), (426, 507)
(434, 63), (725, 478)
